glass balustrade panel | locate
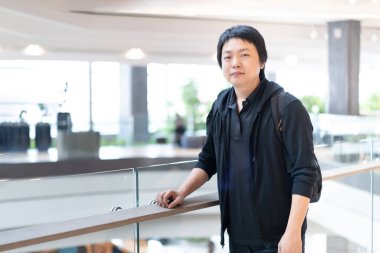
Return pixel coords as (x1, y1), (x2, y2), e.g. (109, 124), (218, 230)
(135, 160), (217, 206)
(371, 139), (380, 253)
(374, 167), (380, 253)
(307, 170), (373, 253)
(135, 160), (219, 253)
(139, 212), (222, 253)
(2, 225), (137, 253)
(0, 168), (136, 231)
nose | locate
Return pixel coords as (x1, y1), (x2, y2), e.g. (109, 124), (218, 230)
(232, 56), (240, 68)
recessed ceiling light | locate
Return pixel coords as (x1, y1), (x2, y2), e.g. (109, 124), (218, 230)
(124, 48), (145, 60)
(333, 28), (342, 39)
(23, 44), (45, 56)
(348, 0), (357, 5)
(371, 33), (378, 42)
(310, 27), (318, 40)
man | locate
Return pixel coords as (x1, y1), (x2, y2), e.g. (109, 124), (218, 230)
(156, 25), (319, 253)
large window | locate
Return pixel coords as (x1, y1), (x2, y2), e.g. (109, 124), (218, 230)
(0, 60), (120, 138)
(90, 62), (120, 135)
(1, 59), (378, 147)
(147, 63), (228, 138)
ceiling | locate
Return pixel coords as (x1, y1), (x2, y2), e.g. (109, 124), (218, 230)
(0, 0), (380, 70)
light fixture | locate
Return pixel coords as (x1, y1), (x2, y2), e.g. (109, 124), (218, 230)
(348, 0), (357, 5)
(124, 48), (145, 60)
(310, 27), (318, 40)
(372, 0), (378, 3)
(22, 44), (45, 56)
(333, 28), (342, 39)
(371, 33), (378, 42)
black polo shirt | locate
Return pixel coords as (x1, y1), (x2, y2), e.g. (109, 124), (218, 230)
(227, 82), (266, 246)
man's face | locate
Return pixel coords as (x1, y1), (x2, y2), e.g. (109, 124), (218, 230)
(221, 38), (264, 89)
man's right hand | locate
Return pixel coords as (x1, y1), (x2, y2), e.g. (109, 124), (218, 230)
(154, 168), (209, 209)
(155, 190), (184, 208)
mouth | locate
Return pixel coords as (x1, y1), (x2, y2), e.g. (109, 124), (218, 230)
(231, 72), (244, 77)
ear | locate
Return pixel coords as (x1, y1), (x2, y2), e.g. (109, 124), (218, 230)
(260, 63), (265, 69)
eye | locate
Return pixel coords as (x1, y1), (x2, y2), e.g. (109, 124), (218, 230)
(223, 56), (231, 60)
(242, 53), (250, 57)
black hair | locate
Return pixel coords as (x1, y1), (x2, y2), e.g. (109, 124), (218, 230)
(216, 25), (268, 68)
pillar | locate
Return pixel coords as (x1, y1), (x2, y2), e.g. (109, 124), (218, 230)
(119, 64), (149, 144)
(328, 20), (360, 115)
(131, 66), (149, 142)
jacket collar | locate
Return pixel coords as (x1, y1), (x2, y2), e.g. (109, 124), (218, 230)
(216, 73), (284, 114)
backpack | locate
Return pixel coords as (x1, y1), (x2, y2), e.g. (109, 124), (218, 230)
(270, 91), (322, 203)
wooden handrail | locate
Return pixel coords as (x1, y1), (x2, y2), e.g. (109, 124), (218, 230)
(0, 160), (379, 252)
(322, 160), (380, 180)
(0, 193), (219, 252)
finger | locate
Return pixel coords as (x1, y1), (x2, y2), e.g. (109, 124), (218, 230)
(167, 197), (180, 209)
(157, 192), (166, 206)
(163, 192), (175, 206)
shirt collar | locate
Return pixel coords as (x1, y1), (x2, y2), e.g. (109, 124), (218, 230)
(227, 71), (267, 111)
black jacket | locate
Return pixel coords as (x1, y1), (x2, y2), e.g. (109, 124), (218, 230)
(195, 77), (318, 246)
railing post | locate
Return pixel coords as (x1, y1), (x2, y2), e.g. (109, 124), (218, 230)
(135, 168), (140, 253)
(370, 139), (374, 253)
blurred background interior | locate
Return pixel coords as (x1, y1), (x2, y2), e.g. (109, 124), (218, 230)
(0, 1), (379, 253)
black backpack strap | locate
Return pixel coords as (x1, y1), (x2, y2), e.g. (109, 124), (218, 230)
(271, 90), (293, 173)
(271, 90), (322, 202)
(271, 90), (287, 144)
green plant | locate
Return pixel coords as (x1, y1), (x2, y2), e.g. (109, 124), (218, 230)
(100, 136), (127, 146)
(182, 81), (200, 111)
(182, 80), (206, 133)
(368, 93), (380, 111)
(360, 92), (380, 115)
(300, 96), (326, 113)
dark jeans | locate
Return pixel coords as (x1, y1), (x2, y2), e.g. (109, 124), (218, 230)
(229, 239), (277, 253)
(229, 236), (305, 253)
